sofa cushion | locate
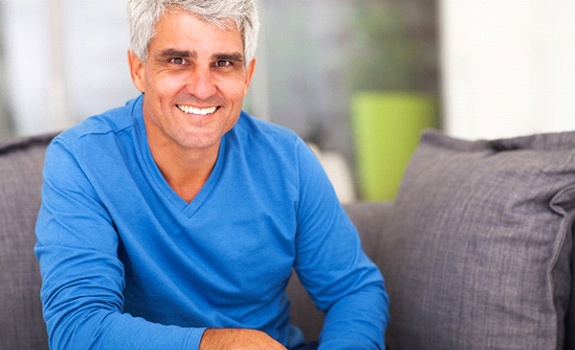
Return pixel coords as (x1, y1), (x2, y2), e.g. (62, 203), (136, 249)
(0, 133), (56, 350)
(380, 130), (575, 349)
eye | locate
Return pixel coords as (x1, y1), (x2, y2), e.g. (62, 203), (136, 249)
(170, 57), (187, 65)
(214, 60), (231, 68)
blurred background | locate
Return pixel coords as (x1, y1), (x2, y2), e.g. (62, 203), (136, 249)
(1, 0), (574, 202)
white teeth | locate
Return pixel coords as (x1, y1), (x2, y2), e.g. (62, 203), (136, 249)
(178, 105), (217, 115)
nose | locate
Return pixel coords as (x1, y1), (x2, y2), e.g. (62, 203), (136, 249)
(186, 66), (217, 100)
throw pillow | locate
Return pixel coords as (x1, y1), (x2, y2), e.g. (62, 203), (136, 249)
(380, 130), (575, 349)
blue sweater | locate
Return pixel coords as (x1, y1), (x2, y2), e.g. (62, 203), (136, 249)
(35, 95), (388, 349)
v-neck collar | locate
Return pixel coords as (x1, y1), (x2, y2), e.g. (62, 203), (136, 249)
(131, 96), (227, 219)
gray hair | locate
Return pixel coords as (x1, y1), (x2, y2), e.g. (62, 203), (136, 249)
(127, 0), (260, 65)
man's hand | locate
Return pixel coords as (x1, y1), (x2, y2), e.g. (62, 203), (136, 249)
(199, 328), (287, 350)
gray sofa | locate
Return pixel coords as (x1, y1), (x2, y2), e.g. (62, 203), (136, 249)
(2, 129), (575, 349)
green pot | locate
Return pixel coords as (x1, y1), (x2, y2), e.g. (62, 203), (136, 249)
(351, 92), (437, 201)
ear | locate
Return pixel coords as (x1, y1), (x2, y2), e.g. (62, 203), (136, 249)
(243, 58), (256, 92)
(128, 50), (146, 93)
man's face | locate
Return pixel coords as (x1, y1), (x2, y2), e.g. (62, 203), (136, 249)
(129, 9), (255, 152)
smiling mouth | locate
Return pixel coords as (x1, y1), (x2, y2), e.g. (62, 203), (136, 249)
(177, 104), (219, 116)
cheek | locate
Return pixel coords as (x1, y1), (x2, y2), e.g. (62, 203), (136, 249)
(214, 72), (250, 99)
(157, 81), (180, 99)
(146, 71), (188, 98)
(224, 81), (250, 103)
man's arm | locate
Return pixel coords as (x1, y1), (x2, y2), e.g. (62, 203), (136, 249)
(293, 140), (389, 349)
(200, 329), (286, 349)
(35, 139), (204, 349)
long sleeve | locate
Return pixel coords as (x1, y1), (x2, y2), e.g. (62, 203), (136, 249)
(34, 138), (205, 350)
(34, 102), (389, 349)
(293, 140), (389, 349)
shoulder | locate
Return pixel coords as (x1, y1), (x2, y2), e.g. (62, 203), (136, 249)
(232, 111), (305, 152)
(45, 97), (143, 175)
(52, 97), (140, 152)
(236, 111), (299, 138)
(227, 111), (323, 177)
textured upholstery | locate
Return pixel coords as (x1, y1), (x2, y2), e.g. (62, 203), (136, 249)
(381, 130), (575, 349)
(0, 133), (57, 350)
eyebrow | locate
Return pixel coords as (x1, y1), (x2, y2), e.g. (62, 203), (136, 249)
(213, 52), (244, 63)
(157, 49), (244, 63)
(158, 49), (195, 59)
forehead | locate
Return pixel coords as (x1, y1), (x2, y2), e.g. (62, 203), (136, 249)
(150, 9), (244, 53)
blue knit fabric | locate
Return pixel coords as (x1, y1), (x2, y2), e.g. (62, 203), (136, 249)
(35, 95), (388, 349)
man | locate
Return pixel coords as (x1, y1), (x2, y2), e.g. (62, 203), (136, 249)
(35, 0), (389, 349)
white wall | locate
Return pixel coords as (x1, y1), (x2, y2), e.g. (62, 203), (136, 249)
(440, 0), (575, 140)
(2, 0), (137, 136)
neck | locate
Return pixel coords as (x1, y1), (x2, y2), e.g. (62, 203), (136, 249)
(147, 133), (220, 204)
